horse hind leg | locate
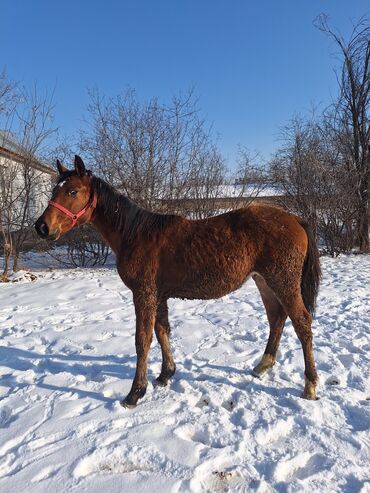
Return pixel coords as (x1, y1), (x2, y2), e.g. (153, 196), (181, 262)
(252, 274), (287, 378)
(154, 300), (176, 387)
(267, 277), (318, 400)
(285, 295), (318, 400)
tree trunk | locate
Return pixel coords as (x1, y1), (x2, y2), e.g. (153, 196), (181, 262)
(358, 173), (369, 252)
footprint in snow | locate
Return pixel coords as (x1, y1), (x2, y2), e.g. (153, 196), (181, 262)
(345, 405), (370, 432)
(0, 406), (13, 427)
(274, 452), (332, 482)
(326, 376), (341, 386)
(254, 416), (295, 447)
(221, 399), (236, 412)
(31, 464), (63, 483)
(175, 422), (236, 449)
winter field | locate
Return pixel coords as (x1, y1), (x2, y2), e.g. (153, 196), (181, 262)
(0, 254), (369, 493)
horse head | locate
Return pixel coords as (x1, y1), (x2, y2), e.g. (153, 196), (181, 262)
(35, 155), (96, 240)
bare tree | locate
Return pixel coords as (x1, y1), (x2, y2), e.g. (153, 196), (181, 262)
(0, 83), (56, 276)
(0, 70), (17, 116)
(0, 71), (18, 276)
(80, 88), (226, 218)
(315, 14), (370, 252)
(234, 147), (269, 201)
(270, 17), (369, 256)
(270, 115), (359, 256)
(181, 142), (225, 218)
(0, 152), (18, 276)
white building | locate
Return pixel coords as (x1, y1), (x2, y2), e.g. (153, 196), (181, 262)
(0, 130), (56, 232)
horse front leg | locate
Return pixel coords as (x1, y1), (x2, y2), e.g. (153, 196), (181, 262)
(121, 290), (157, 408)
(154, 299), (176, 387)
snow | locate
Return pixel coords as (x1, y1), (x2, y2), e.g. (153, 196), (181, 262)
(0, 254), (369, 492)
(219, 184), (282, 198)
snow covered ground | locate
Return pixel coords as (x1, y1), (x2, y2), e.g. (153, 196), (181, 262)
(0, 254), (369, 492)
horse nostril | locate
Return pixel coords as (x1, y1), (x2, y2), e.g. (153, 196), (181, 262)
(40, 223), (48, 236)
(35, 219), (49, 238)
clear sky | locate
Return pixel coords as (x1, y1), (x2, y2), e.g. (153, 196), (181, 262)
(1, 1), (369, 165)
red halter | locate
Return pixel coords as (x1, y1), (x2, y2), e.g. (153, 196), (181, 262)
(48, 192), (98, 228)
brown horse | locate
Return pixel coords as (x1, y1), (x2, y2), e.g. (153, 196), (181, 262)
(35, 156), (321, 407)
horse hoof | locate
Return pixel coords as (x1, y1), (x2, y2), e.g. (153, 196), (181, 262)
(252, 355), (275, 378)
(120, 399), (137, 409)
(301, 392), (319, 401)
(302, 376), (318, 400)
(251, 367), (265, 379)
(153, 378), (167, 388)
(252, 364), (270, 378)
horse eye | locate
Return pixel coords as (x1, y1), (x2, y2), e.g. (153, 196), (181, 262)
(69, 190), (77, 197)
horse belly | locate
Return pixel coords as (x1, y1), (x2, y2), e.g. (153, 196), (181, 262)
(166, 261), (252, 300)
(160, 224), (257, 300)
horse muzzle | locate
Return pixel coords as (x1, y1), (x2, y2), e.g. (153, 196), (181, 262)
(35, 217), (59, 240)
(35, 217), (50, 238)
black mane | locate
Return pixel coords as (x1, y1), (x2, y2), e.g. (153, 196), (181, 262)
(91, 176), (179, 239)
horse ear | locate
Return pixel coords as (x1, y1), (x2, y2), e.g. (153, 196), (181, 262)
(74, 155), (86, 177)
(56, 159), (68, 175)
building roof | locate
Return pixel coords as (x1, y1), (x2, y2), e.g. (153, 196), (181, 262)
(0, 130), (56, 176)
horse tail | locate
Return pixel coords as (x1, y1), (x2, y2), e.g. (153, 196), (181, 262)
(299, 220), (322, 317)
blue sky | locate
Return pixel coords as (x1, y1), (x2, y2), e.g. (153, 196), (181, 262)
(1, 1), (368, 165)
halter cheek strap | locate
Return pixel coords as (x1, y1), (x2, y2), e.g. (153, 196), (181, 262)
(48, 192), (98, 228)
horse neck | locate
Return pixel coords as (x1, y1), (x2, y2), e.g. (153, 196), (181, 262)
(90, 176), (177, 255)
(91, 207), (122, 255)
(90, 179), (129, 255)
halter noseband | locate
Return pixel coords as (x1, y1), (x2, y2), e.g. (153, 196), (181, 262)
(48, 192), (98, 228)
